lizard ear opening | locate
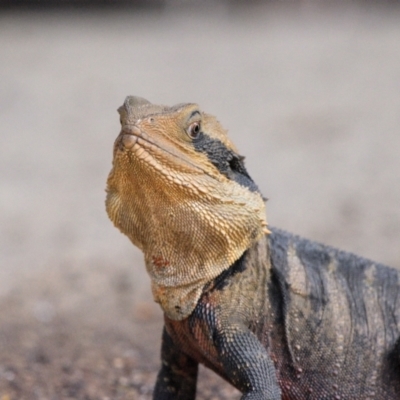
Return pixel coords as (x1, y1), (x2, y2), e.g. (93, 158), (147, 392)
(228, 153), (261, 193)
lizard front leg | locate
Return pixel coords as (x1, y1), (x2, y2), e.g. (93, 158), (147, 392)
(153, 326), (198, 400)
(215, 325), (281, 400)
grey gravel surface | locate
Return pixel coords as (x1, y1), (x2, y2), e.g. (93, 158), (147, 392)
(1, 3), (400, 398)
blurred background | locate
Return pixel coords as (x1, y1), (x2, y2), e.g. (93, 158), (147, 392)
(1, 1), (400, 399)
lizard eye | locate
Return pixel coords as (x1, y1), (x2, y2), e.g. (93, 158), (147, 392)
(187, 122), (201, 140)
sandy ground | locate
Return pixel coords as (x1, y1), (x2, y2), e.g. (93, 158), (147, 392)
(1, 2), (400, 399)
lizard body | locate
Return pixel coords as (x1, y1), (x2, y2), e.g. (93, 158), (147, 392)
(106, 96), (400, 399)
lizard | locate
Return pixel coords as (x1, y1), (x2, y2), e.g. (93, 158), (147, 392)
(105, 95), (400, 400)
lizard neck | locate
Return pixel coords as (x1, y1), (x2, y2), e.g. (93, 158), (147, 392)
(150, 233), (270, 321)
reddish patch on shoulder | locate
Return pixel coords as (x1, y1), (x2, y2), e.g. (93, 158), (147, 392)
(152, 255), (170, 268)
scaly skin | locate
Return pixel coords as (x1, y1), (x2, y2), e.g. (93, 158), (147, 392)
(106, 96), (400, 399)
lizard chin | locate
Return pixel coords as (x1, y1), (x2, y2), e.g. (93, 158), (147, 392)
(121, 133), (138, 149)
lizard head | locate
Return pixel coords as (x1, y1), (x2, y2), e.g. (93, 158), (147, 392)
(106, 96), (268, 320)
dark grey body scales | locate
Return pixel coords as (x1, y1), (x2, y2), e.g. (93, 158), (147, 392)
(152, 129), (400, 399)
(155, 229), (400, 399)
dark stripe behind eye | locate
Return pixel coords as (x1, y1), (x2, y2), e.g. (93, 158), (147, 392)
(193, 133), (260, 193)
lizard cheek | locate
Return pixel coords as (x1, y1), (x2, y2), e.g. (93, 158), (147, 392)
(121, 134), (138, 149)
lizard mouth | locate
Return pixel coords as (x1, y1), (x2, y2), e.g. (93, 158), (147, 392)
(117, 126), (213, 177)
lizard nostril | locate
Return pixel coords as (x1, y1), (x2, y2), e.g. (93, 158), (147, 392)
(121, 134), (137, 149)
